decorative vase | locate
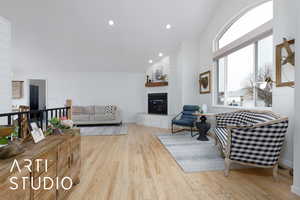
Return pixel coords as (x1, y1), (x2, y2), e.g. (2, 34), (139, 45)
(53, 128), (63, 135)
(202, 104), (208, 113)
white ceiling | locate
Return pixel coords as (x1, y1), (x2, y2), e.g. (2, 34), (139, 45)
(0, 0), (220, 72)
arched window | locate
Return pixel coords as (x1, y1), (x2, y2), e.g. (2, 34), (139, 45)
(218, 1), (273, 49)
(214, 1), (273, 108)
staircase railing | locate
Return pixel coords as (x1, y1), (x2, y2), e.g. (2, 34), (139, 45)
(0, 106), (71, 138)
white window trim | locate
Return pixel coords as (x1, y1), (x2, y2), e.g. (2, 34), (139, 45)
(212, 35), (273, 109)
(211, 104), (272, 111)
(213, 0), (273, 52)
(213, 21), (273, 60)
(212, 0), (274, 109)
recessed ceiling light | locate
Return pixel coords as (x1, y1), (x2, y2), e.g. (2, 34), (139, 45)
(159, 52), (163, 57)
(108, 20), (115, 26)
(148, 60), (153, 64)
(166, 24), (172, 29)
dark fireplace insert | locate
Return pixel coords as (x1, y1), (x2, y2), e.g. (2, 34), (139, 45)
(148, 93), (168, 115)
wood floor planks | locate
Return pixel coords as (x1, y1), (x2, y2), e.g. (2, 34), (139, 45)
(67, 124), (300, 200)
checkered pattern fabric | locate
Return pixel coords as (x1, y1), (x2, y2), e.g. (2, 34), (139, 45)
(214, 110), (288, 167)
(214, 127), (229, 151)
(229, 120), (288, 166)
(216, 112), (254, 128)
(104, 105), (116, 118)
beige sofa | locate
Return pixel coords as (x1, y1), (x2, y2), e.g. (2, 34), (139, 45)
(72, 105), (122, 125)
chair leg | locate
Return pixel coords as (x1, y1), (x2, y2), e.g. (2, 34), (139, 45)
(171, 123), (174, 134)
(224, 158), (231, 177)
(273, 164), (279, 181)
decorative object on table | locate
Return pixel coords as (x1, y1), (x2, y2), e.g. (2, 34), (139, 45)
(30, 122), (45, 143)
(146, 75), (150, 83)
(0, 125), (14, 139)
(276, 38), (295, 87)
(171, 105), (199, 137)
(0, 125), (25, 159)
(0, 125), (19, 144)
(19, 105), (30, 139)
(213, 110), (288, 179)
(199, 71), (211, 94)
(193, 113), (215, 141)
(202, 104), (208, 113)
(0, 139), (25, 159)
(46, 117), (71, 136)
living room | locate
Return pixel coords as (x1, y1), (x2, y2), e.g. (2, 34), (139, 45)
(0, 0), (300, 199)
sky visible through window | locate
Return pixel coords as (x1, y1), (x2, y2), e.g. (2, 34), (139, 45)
(219, 1), (273, 49)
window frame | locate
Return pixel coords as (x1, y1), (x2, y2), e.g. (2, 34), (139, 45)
(215, 36), (273, 108)
(212, 0), (273, 109)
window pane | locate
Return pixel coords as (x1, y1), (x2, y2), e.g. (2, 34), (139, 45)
(217, 58), (225, 105)
(227, 45), (254, 107)
(256, 35), (273, 107)
(219, 1), (273, 49)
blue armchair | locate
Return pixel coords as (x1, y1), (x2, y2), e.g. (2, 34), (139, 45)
(172, 105), (199, 136)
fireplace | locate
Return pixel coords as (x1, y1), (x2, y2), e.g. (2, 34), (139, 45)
(148, 93), (168, 115)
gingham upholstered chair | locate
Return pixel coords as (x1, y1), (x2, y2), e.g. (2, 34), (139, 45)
(213, 110), (288, 180)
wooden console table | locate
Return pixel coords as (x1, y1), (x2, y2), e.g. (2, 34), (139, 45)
(0, 134), (81, 200)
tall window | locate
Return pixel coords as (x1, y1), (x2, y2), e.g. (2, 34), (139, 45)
(214, 1), (273, 108)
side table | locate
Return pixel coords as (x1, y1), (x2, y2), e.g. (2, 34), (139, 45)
(193, 113), (215, 141)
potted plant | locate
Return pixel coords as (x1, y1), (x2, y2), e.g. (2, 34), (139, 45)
(46, 117), (71, 136)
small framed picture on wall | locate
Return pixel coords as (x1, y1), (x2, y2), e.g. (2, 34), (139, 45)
(199, 71), (211, 94)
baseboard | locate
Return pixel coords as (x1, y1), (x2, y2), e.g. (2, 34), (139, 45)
(291, 185), (300, 196)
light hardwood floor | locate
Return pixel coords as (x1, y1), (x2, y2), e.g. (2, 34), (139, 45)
(67, 124), (300, 200)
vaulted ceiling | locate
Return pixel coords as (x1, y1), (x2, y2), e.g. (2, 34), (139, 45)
(0, 0), (220, 72)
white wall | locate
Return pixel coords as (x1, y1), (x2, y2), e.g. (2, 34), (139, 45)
(273, 0), (297, 168)
(176, 0), (296, 167)
(12, 71), (145, 123)
(0, 16), (11, 124)
(292, 0), (300, 196)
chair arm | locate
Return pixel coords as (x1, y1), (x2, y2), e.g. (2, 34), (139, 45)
(226, 118), (288, 166)
(172, 112), (182, 121)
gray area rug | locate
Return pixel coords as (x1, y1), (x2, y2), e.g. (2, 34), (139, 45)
(156, 132), (244, 173)
(80, 124), (128, 136)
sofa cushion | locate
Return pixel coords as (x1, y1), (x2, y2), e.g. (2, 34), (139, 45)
(94, 114), (115, 121)
(214, 128), (229, 151)
(94, 106), (106, 114)
(172, 119), (194, 127)
(72, 106), (94, 114)
(72, 114), (90, 122)
(183, 105), (199, 111)
(72, 106), (84, 114)
(104, 105), (116, 114)
(216, 113), (243, 128)
(250, 112), (277, 123)
(216, 112), (257, 128)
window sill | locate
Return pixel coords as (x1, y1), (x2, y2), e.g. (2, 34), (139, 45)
(211, 104), (272, 111)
